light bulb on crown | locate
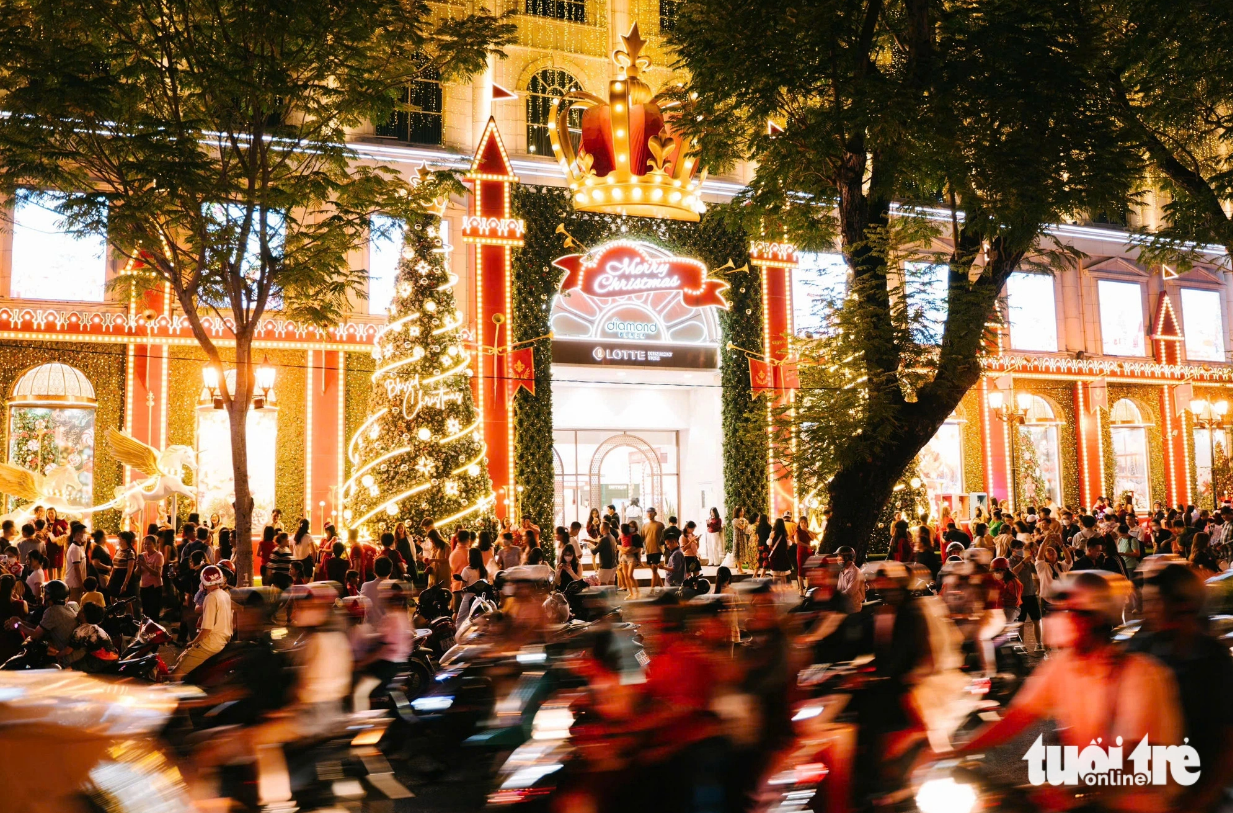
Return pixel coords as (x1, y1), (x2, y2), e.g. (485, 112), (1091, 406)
(548, 23), (706, 222)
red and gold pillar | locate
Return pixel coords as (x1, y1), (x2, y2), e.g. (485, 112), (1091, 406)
(751, 241), (799, 517)
(124, 277), (172, 531)
(305, 348), (346, 533)
(463, 119), (525, 523)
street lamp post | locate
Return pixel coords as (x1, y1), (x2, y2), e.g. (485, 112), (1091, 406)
(1189, 398), (1229, 510)
(988, 389), (1032, 512)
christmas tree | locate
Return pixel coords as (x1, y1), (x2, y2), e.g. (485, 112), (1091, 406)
(343, 211), (493, 539)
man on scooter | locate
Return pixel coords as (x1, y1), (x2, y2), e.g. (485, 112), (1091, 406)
(172, 564), (232, 678)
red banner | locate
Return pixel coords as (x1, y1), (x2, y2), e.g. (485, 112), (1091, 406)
(553, 241), (729, 310)
(749, 357), (772, 394)
(502, 346), (535, 402)
(750, 357), (799, 395)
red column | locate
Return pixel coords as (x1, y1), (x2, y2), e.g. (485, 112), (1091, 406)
(980, 378), (1011, 506)
(125, 286), (171, 530)
(1159, 385), (1191, 508)
(306, 349), (344, 533)
(1073, 382), (1105, 510)
(463, 119), (524, 523)
(751, 242), (798, 517)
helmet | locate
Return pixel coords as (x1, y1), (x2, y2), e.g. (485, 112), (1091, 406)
(340, 594), (371, 622)
(200, 565), (226, 589)
(543, 592), (569, 625)
(44, 579), (69, 603)
(217, 559), (235, 573)
(417, 585), (452, 619)
(835, 546), (855, 559)
(991, 557), (1011, 572)
(1052, 571), (1132, 626)
(286, 581), (339, 606)
(687, 577), (711, 596)
(861, 560), (910, 585)
(962, 546), (993, 567)
(945, 541), (965, 558)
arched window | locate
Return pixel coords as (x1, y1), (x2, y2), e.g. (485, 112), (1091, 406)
(1019, 394), (1063, 506)
(525, 0), (586, 23)
(1109, 398), (1150, 508)
(376, 63), (443, 146)
(526, 68), (582, 156)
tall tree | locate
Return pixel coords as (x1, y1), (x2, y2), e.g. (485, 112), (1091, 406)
(0, 0), (513, 580)
(668, 0), (1139, 556)
(1097, 0), (1233, 263)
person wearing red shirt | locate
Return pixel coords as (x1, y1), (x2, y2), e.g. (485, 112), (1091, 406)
(347, 529), (376, 582)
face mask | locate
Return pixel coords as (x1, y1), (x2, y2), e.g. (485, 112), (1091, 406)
(1061, 519), (1071, 526)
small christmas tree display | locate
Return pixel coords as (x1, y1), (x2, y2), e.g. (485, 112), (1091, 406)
(343, 211), (493, 538)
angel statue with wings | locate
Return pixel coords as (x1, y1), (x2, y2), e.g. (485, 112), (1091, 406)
(106, 429), (197, 521)
(0, 461), (88, 522)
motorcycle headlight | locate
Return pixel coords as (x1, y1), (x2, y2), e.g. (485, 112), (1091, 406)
(915, 777), (977, 813)
(411, 695), (454, 713)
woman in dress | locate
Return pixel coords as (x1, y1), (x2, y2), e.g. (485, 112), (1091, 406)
(425, 529), (452, 589)
(556, 544), (582, 590)
(731, 507), (751, 574)
(794, 516), (815, 593)
(705, 507), (724, 566)
(753, 513), (773, 578)
(767, 518), (792, 585)
(890, 520), (913, 562)
(585, 508), (602, 541)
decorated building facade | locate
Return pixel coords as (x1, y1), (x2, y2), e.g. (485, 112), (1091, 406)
(0, 3), (1227, 539)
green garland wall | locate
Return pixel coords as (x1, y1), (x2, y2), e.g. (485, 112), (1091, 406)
(510, 185), (765, 538)
(0, 341), (125, 530)
(166, 347), (306, 524)
(343, 351), (376, 484)
(959, 389), (986, 500)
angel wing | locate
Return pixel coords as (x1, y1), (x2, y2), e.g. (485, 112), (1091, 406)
(106, 428), (161, 477)
(0, 463), (42, 502)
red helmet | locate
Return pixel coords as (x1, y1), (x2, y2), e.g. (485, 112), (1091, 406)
(200, 565), (226, 588)
(217, 559), (235, 573)
(991, 557), (1011, 571)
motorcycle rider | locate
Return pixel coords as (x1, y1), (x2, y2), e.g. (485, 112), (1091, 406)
(958, 570), (1184, 811)
(835, 546), (865, 612)
(1129, 563), (1233, 812)
(7, 578), (75, 658)
(172, 564), (232, 678)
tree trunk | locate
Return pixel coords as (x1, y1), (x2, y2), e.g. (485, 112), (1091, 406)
(227, 345), (255, 584)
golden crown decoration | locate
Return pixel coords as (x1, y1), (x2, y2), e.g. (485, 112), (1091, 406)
(548, 23), (706, 222)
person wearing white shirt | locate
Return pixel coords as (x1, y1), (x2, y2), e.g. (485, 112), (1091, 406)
(360, 556), (393, 625)
(835, 546), (865, 613)
(172, 564), (233, 678)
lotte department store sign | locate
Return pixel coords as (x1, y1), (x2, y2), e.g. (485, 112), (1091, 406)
(549, 241), (728, 370)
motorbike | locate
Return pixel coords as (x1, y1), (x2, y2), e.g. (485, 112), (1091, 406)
(1, 636), (59, 670)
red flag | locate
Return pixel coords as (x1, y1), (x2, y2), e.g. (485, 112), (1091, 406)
(1088, 378), (1108, 413)
(749, 358), (772, 395)
(777, 361), (800, 390)
(508, 347), (536, 396)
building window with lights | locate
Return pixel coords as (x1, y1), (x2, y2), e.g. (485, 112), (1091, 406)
(903, 261), (949, 345)
(8, 192), (108, 302)
(1097, 279), (1146, 356)
(1005, 272), (1058, 352)
(375, 63), (444, 146)
(660, 0), (680, 32)
(526, 69), (583, 156)
(525, 0), (586, 23)
(1180, 287), (1226, 362)
(1109, 398), (1150, 509)
(918, 419), (963, 500)
(792, 252), (849, 337)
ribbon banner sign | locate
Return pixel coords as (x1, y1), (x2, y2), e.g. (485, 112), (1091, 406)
(550, 240), (728, 370)
(553, 240), (729, 310)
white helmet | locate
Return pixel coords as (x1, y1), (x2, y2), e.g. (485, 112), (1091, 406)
(200, 565), (226, 589)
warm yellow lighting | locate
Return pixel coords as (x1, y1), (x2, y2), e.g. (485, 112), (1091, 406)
(1015, 392), (1033, 412)
(988, 390), (1004, 410)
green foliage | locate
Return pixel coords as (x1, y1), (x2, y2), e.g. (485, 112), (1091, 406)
(670, 0), (1142, 555)
(510, 186), (762, 540)
(1015, 428), (1050, 509)
(0, 0), (512, 574)
(343, 214), (493, 538)
(1098, 0), (1233, 263)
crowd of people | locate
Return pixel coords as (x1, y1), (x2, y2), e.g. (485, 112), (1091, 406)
(3, 495), (1233, 811)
